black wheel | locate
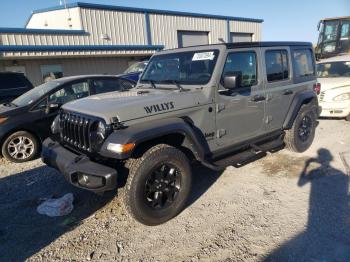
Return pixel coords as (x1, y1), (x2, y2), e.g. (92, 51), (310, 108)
(1, 131), (39, 163)
(122, 144), (192, 226)
(284, 104), (317, 153)
(346, 114), (350, 122)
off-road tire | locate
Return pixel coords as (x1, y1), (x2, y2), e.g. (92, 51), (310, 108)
(284, 104), (317, 153)
(122, 144), (192, 226)
(1, 131), (39, 163)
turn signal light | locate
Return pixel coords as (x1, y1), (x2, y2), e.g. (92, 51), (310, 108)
(107, 143), (135, 154)
(0, 117), (8, 124)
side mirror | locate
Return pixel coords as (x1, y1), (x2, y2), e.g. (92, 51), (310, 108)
(45, 103), (60, 114)
(223, 75), (237, 90)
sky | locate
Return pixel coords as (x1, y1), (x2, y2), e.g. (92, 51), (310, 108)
(0, 0), (349, 44)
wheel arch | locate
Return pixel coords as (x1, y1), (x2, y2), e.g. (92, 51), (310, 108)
(283, 90), (319, 129)
(99, 117), (209, 162)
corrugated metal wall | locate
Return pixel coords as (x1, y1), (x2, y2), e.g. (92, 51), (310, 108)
(80, 8), (147, 45)
(149, 14), (227, 49)
(230, 20), (262, 41)
(0, 57), (133, 85)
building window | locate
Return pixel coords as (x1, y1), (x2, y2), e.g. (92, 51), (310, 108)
(178, 31), (209, 48)
(265, 50), (289, 82)
(231, 33), (253, 43)
(41, 64), (63, 83)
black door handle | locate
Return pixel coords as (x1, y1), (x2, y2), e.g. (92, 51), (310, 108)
(283, 90), (293, 95)
(251, 95), (266, 102)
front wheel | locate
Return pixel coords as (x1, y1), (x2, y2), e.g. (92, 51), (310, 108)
(284, 104), (317, 153)
(122, 144), (192, 226)
(1, 131), (39, 163)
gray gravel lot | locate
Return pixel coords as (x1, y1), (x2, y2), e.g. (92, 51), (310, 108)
(0, 119), (349, 262)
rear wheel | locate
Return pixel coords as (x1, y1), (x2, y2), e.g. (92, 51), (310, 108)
(1, 131), (39, 163)
(284, 104), (317, 153)
(122, 144), (192, 226)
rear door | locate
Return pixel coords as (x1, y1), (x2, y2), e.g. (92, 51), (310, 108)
(215, 48), (266, 148)
(262, 47), (294, 131)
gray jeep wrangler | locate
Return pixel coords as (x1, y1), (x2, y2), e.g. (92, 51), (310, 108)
(42, 42), (320, 225)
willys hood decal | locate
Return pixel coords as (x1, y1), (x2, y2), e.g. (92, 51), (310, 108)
(63, 88), (206, 124)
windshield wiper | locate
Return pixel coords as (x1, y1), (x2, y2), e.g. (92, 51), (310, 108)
(141, 79), (157, 89)
(160, 80), (185, 92)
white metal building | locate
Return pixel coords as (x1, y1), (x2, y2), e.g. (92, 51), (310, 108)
(0, 2), (263, 85)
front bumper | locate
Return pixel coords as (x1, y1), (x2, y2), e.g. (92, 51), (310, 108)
(319, 100), (350, 118)
(42, 138), (117, 193)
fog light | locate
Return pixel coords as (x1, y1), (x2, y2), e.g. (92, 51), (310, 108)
(76, 173), (105, 189)
(107, 143), (135, 153)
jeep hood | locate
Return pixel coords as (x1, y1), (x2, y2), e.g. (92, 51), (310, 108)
(63, 88), (207, 124)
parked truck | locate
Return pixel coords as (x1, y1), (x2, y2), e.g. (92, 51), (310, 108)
(316, 16), (350, 59)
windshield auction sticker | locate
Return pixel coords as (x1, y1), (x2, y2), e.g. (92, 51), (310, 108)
(192, 51), (215, 61)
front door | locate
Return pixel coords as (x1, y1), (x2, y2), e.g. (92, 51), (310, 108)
(215, 48), (266, 149)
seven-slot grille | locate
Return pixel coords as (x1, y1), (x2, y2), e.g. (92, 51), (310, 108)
(59, 111), (94, 152)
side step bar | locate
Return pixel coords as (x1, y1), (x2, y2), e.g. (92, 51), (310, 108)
(201, 136), (285, 171)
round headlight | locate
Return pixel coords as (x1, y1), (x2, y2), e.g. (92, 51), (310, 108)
(96, 121), (106, 139)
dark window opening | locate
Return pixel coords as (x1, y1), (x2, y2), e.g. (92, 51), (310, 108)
(265, 50), (289, 82)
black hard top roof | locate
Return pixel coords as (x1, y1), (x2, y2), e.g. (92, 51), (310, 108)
(225, 41), (313, 49)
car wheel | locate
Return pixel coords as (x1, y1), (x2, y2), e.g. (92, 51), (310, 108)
(122, 144), (192, 226)
(284, 104), (317, 153)
(1, 131), (39, 163)
(346, 114), (350, 122)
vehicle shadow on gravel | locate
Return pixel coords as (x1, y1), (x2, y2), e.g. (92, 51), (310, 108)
(0, 165), (115, 262)
(264, 148), (350, 261)
(186, 164), (224, 207)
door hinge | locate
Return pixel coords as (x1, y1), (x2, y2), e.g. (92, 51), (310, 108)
(217, 129), (227, 138)
(216, 103), (225, 113)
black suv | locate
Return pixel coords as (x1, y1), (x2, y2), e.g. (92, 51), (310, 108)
(0, 72), (34, 104)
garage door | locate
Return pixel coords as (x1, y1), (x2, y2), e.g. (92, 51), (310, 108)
(231, 33), (253, 43)
(178, 31), (209, 47)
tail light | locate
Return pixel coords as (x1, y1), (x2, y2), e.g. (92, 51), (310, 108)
(313, 82), (321, 95)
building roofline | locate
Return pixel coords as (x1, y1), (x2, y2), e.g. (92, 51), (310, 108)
(0, 44), (164, 52)
(0, 28), (87, 35)
(32, 2), (264, 23)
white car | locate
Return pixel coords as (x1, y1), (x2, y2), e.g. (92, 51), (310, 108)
(317, 55), (350, 121)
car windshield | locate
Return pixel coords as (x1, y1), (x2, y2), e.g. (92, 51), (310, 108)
(12, 81), (60, 106)
(140, 50), (219, 85)
(317, 61), (350, 78)
(124, 62), (148, 74)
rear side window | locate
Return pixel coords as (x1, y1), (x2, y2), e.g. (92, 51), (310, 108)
(293, 49), (315, 78)
(0, 74), (28, 90)
(265, 50), (289, 82)
(92, 78), (134, 95)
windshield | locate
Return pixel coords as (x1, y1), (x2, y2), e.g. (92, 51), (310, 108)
(12, 81), (60, 106)
(140, 50), (219, 85)
(317, 61), (350, 78)
(124, 62), (148, 74)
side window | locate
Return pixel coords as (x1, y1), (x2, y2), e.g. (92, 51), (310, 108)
(92, 79), (133, 94)
(293, 49), (315, 78)
(48, 81), (89, 104)
(222, 52), (257, 88)
(0, 74), (27, 89)
(265, 50), (289, 82)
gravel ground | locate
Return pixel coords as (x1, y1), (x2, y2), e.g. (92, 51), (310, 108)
(0, 119), (350, 262)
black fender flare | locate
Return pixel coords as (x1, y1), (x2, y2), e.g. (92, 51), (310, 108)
(99, 117), (209, 161)
(283, 90), (319, 129)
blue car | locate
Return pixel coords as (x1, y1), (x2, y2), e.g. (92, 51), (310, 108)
(120, 61), (148, 82)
